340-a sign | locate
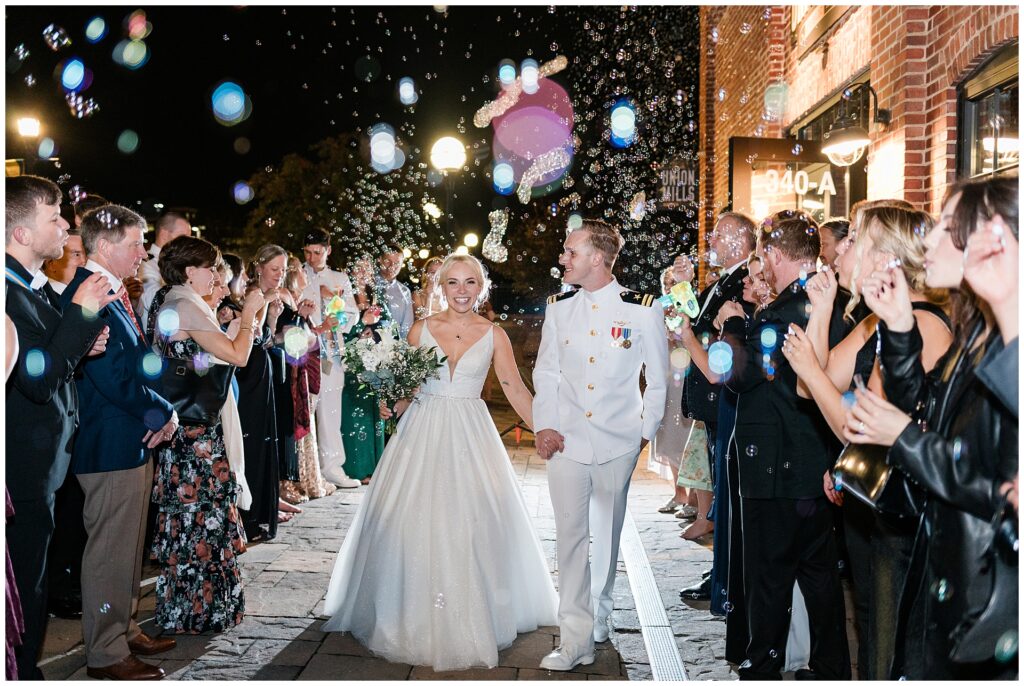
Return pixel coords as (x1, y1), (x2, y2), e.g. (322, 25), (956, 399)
(760, 168), (837, 197)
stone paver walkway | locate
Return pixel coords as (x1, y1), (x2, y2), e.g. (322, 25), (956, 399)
(39, 399), (736, 680)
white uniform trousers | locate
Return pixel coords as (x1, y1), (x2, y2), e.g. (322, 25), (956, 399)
(316, 359), (349, 485)
(546, 449), (639, 653)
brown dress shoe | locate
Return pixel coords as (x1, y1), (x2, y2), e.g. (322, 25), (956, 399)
(128, 632), (177, 655)
(86, 654), (165, 680)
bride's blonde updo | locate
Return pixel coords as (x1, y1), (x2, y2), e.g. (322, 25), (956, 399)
(436, 253), (492, 310)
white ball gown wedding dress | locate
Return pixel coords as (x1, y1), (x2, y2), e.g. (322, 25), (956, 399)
(322, 324), (558, 670)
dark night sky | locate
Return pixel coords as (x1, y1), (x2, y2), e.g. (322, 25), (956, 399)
(6, 5), (579, 236)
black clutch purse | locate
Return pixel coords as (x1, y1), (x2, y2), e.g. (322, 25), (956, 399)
(832, 443), (923, 518)
(159, 354), (235, 426)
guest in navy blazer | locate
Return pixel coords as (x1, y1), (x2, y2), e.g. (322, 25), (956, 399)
(60, 204), (179, 681)
(5, 175), (112, 679)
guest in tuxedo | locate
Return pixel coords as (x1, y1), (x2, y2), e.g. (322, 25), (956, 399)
(62, 204), (180, 680)
(720, 210), (850, 680)
(376, 243), (414, 339)
(675, 211), (756, 665)
(139, 210), (192, 326)
(38, 226), (90, 619)
(5, 175), (112, 679)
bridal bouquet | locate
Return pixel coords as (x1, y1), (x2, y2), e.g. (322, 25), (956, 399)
(343, 325), (445, 430)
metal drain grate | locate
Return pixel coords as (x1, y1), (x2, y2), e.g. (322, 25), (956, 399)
(619, 509), (688, 680)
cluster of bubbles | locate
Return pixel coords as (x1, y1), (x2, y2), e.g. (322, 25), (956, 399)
(112, 11), (154, 71)
(42, 24), (71, 51)
(211, 81), (253, 126)
(483, 209), (509, 263)
(65, 91), (99, 118)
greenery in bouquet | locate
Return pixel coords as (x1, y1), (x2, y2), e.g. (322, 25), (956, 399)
(343, 324), (446, 412)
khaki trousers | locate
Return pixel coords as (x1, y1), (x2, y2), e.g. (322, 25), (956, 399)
(77, 461), (152, 668)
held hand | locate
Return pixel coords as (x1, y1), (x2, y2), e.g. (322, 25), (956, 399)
(842, 388), (912, 447)
(861, 264), (914, 332)
(297, 298), (317, 319)
(1000, 475), (1019, 512)
(72, 274), (120, 311)
(536, 428), (565, 460)
(143, 413), (180, 449)
(267, 297), (285, 319)
(823, 469), (844, 506)
(805, 266), (838, 312)
(122, 276), (144, 301)
(362, 306), (381, 326)
(964, 217), (1018, 311)
(316, 314), (339, 334)
(320, 285), (338, 300)
(715, 300), (745, 330)
(781, 323), (819, 377)
(87, 326), (110, 357)
(242, 288), (266, 315)
(672, 254), (695, 284)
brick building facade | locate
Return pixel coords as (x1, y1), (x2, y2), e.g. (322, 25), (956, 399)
(697, 5), (1018, 280)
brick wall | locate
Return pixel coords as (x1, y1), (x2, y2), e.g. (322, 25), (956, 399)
(699, 4), (1019, 225)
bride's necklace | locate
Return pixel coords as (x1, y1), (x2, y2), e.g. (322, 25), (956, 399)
(449, 316), (470, 340)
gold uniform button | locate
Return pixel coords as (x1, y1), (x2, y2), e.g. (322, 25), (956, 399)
(589, 329), (597, 336)
(585, 411), (593, 418)
(588, 356), (596, 363)
(587, 384), (595, 390)
(591, 304), (599, 310)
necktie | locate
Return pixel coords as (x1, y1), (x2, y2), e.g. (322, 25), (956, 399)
(118, 289), (144, 339)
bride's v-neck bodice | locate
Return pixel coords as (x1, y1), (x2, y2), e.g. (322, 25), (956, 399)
(419, 324), (493, 400)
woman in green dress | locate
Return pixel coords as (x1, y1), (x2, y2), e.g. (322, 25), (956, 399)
(340, 261), (390, 484)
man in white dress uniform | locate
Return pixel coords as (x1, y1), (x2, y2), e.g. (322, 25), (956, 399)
(533, 219), (669, 671)
(301, 229), (362, 489)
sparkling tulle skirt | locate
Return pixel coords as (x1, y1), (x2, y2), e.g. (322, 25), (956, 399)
(322, 393), (558, 671)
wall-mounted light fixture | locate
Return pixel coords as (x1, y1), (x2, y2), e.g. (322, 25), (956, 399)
(821, 83), (891, 167)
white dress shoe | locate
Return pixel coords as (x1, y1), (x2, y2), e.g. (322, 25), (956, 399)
(540, 648), (596, 671)
(594, 620), (610, 643)
(333, 476), (361, 489)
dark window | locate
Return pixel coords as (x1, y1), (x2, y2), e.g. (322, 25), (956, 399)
(959, 43), (1019, 180)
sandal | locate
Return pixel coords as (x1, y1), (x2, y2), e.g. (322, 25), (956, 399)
(658, 497), (682, 514)
(277, 511), (295, 523)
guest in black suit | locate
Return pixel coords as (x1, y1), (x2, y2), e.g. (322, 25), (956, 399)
(720, 210), (850, 680)
(62, 204), (179, 681)
(674, 212), (756, 664)
(4, 175), (112, 679)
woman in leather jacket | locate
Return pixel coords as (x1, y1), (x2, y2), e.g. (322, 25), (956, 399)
(842, 175), (1019, 679)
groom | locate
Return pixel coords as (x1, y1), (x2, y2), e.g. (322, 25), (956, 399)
(534, 219), (669, 670)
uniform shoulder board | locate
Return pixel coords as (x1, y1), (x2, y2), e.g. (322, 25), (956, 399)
(619, 290), (658, 307)
(547, 289), (579, 305)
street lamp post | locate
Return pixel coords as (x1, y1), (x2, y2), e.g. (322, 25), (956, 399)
(429, 136), (466, 236)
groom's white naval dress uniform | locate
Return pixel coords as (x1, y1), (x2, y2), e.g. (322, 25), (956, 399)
(302, 262), (361, 488)
(534, 278), (668, 660)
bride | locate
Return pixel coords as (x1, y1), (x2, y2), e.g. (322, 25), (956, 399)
(322, 253), (558, 671)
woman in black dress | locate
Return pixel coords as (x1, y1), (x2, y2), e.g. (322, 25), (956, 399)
(236, 244), (287, 541)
